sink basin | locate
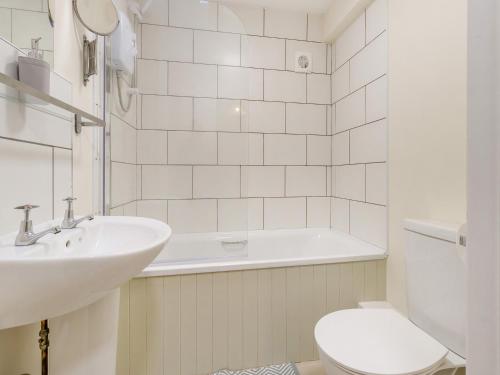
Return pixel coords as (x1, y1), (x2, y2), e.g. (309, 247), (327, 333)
(0, 216), (171, 329)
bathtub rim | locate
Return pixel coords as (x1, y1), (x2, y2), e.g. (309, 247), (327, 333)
(139, 252), (387, 277)
(138, 228), (387, 277)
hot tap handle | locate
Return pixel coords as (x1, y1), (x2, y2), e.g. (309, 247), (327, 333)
(14, 204), (39, 221)
(62, 197), (77, 209)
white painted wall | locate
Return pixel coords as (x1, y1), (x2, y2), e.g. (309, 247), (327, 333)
(386, 0), (467, 313)
(323, 0), (373, 41)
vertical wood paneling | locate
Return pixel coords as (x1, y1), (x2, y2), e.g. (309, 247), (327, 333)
(180, 275), (197, 375)
(164, 276), (181, 375)
(228, 271), (243, 369)
(116, 282), (130, 375)
(122, 260), (386, 375)
(364, 262), (378, 300)
(326, 264), (340, 312)
(243, 270), (259, 368)
(257, 269), (273, 366)
(312, 265), (327, 359)
(339, 263), (354, 309)
(376, 260), (387, 300)
(286, 267), (301, 362)
(299, 266), (315, 361)
(352, 262), (366, 304)
(147, 277), (164, 375)
(270, 268), (287, 364)
(196, 274), (213, 374)
(130, 278), (147, 375)
(212, 273), (228, 371)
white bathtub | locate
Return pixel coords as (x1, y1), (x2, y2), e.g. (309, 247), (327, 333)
(141, 228), (386, 277)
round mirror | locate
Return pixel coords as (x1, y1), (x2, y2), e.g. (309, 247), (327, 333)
(73, 0), (119, 36)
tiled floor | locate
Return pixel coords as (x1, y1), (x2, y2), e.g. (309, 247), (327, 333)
(296, 361), (326, 375)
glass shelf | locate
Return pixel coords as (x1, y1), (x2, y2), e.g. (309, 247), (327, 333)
(0, 71), (105, 133)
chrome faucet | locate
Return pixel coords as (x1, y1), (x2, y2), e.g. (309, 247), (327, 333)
(14, 204), (61, 246)
(61, 197), (94, 229)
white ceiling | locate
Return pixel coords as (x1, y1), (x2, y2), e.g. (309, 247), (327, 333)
(220, 0), (334, 14)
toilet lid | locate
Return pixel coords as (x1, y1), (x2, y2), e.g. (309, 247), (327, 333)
(315, 309), (448, 375)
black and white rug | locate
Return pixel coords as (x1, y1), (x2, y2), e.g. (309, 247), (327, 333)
(212, 363), (300, 375)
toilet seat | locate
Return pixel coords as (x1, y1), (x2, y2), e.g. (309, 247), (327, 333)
(314, 309), (449, 375)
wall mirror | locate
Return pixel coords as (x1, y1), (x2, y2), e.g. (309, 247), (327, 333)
(0, 0), (55, 67)
(73, 0), (119, 36)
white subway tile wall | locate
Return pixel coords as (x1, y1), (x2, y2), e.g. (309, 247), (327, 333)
(136, 1), (333, 233)
(331, 0), (388, 248)
(0, 38), (73, 235)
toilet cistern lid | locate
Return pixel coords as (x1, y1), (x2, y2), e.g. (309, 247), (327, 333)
(314, 309), (448, 375)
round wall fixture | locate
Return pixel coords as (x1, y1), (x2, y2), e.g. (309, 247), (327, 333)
(73, 0), (120, 36)
(295, 52), (312, 73)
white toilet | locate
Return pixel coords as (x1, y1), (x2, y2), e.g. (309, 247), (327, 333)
(315, 219), (466, 375)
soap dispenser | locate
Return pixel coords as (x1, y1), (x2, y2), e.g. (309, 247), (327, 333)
(18, 37), (50, 94)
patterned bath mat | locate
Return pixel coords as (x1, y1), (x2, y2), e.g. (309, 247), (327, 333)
(212, 363), (300, 375)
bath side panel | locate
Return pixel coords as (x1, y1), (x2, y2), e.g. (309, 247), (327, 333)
(119, 260), (385, 374)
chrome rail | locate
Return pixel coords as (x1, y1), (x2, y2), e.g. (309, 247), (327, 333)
(0, 71), (105, 134)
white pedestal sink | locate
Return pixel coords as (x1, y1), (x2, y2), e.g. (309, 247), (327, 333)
(0, 216), (171, 330)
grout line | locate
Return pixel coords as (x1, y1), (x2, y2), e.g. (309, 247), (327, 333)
(191, 97), (195, 130)
(332, 117), (387, 136)
(51, 148), (55, 219)
(348, 200), (351, 233)
(192, 29), (195, 63)
(137, 162), (335, 167)
(305, 196), (308, 227)
(216, 0), (219, 31)
(139, 21), (327, 45)
(364, 10), (367, 46)
(166, 61), (170, 96)
(165, 131), (169, 165)
(364, 79), (367, 124)
(141, 90), (330, 106)
(364, 164), (367, 202)
(0, 135), (71, 151)
(284, 166), (287, 196)
(305, 135), (308, 165)
(262, 134), (265, 164)
(216, 64), (219, 98)
(138, 56), (331, 75)
(239, 99), (242, 131)
(262, 8), (266, 36)
(348, 129), (351, 164)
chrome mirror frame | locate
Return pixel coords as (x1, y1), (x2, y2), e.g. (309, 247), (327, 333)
(72, 0), (120, 36)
